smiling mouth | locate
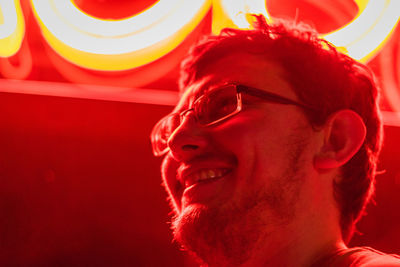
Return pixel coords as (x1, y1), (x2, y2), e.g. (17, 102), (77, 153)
(184, 168), (231, 188)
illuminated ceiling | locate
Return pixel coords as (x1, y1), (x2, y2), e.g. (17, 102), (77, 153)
(0, 0), (399, 123)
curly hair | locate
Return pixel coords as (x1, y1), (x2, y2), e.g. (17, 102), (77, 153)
(179, 15), (383, 242)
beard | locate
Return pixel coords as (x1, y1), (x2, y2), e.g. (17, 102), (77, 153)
(171, 172), (305, 266)
(172, 198), (262, 266)
(169, 132), (309, 266)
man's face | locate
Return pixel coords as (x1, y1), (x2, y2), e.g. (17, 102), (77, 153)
(159, 52), (323, 263)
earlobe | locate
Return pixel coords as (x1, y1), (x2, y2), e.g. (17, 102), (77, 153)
(314, 110), (366, 170)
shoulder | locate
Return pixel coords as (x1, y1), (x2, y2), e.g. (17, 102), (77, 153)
(339, 247), (400, 267)
(312, 246), (400, 267)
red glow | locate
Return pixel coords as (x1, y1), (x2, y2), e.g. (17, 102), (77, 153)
(0, 1), (399, 265)
(72, 0), (159, 19)
(0, 78), (178, 106)
(265, 0), (358, 33)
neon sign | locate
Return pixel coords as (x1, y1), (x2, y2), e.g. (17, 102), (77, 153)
(0, 0), (399, 69)
(214, 0), (400, 63)
(0, 0), (24, 58)
(29, 0), (211, 71)
(324, 0), (400, 62)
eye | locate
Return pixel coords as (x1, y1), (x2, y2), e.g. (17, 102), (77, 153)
(197, 86), (238, 124)
(211, 95), (237, 117)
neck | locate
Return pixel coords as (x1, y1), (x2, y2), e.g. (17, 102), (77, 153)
(208, 200), (345, 266)
(201, 222), (346, 267)
(242, 206), (346, 266)
(236, 226), (346, 267)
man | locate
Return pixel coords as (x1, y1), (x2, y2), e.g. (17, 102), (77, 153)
(150, 15), (400, 266)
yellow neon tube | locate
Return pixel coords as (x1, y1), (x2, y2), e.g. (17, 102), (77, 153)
(30, 0), (211, 71)
(212, 0), (271, 34)
(214, 0), (400, 63)
(324, 0), (400, 62)
(0, 0), (25, 57)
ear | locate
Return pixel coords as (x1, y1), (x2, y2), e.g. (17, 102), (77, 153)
(314, 110), (366, 170)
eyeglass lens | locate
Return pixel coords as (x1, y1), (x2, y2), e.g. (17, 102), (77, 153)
(152, 85), (239, 155)
(195, 84), (238, 125)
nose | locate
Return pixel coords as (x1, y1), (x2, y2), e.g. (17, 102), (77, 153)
(167, 111), (208, 162)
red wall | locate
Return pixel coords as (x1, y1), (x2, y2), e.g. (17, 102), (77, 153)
(0, 91), (399, 266)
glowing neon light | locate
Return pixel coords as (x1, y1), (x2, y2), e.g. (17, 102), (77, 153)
(0, 79), (179, 106)
(0, 0), (25, 57)
(214, 0), (400, 63)
(379, 35), (400, 113)
(30, 0), (211, 71)
(212, 0), (271, 34)
(381, 111), (400, 127)
(324, 0), (400, 62)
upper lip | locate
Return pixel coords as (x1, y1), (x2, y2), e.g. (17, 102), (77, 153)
(178, 160), (234, 188)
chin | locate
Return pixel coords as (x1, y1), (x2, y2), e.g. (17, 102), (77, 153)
(172, 203), (210, 249)
(171, 204), (214, 264)
(171, 203), (257, 266)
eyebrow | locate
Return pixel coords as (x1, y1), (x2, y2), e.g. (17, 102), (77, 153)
(236, 84), (317, 110)
(183, 79), (231, 104)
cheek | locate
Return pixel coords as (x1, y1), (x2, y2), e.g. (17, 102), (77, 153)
(212, 112), (281, 157)
(213, 111), (309, 179)
(211, 115), (277, 181)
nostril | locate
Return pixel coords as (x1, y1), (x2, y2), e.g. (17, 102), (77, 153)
(182, 144), (199, 151)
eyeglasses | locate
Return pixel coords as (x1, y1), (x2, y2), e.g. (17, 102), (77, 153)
(151, 83), (314, 156)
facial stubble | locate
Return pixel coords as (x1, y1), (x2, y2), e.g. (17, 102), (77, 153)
(168, 134), (310, 266)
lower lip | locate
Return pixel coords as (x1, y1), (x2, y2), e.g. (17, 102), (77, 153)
(181, 172), (231, 207)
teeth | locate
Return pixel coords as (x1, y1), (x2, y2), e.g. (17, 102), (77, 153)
(208, 170), (216, 178)
(200, 170), (208, 180)
(196, 169), (226, 182)
(183, 168), (229, 188)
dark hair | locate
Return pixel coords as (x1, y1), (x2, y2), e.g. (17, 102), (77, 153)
(179, 15), (383, 242)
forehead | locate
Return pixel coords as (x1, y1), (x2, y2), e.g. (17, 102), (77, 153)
(176, 51), (295, 110)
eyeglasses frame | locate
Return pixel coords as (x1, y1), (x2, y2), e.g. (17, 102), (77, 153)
(151, 83), (315, 156)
